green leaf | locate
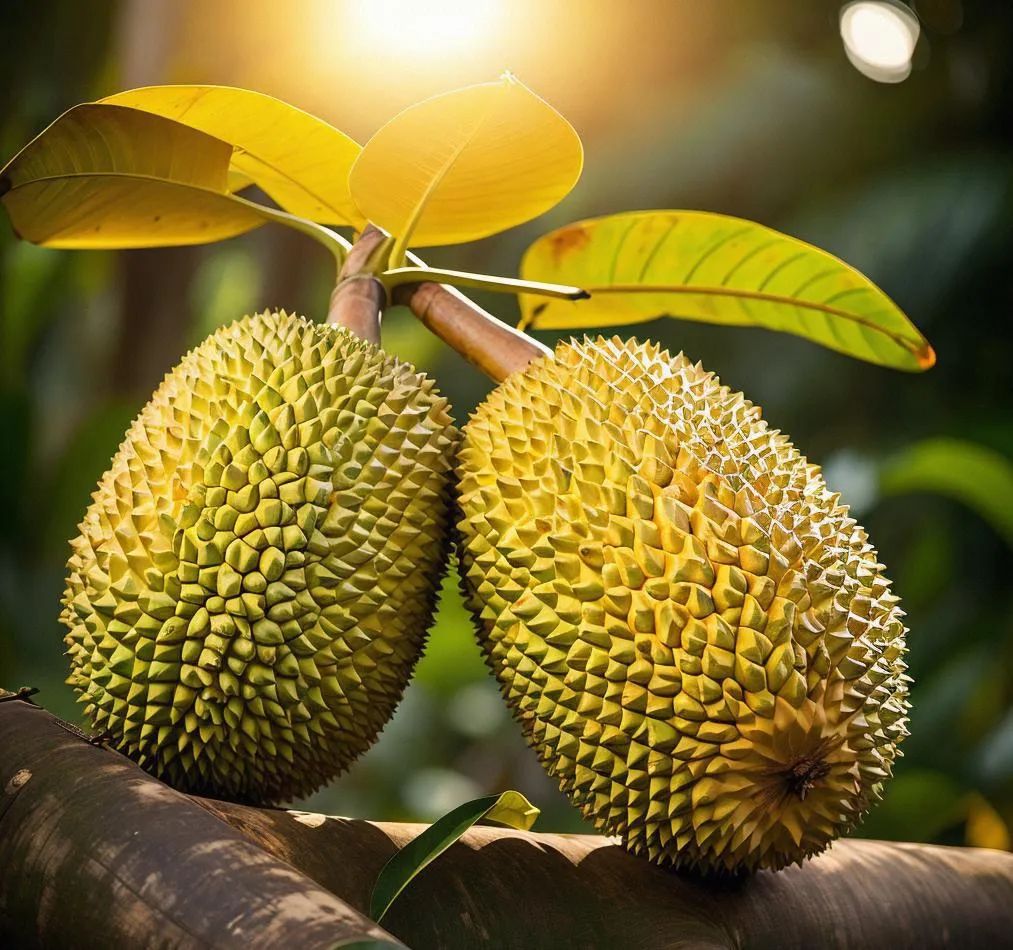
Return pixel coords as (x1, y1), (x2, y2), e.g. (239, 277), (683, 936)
(101, 85), (364, 226)
(880, 438), (1013, 546)
(349, 74), (583, 260)
(0, 103), (266, 248)
(520, 210), (935, 371)
(369, 790), (539, 923)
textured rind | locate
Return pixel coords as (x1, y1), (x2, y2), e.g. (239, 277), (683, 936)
(63, 310), (458, 803)
(457, 336), (909, 873)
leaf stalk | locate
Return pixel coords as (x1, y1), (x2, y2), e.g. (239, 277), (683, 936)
(234, 196), (352, 279)
(381, 267), (588, 302)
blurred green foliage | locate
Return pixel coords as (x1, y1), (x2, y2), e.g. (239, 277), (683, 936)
(0, 0), (1010, 850)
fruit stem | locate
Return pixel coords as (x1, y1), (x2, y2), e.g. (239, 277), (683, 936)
(387, 239), (550, 382)
(327, 278), (385, 345)
(393, 280), (549, 382)
(331, 225), (554, 376)
(325, 228), (392, 345)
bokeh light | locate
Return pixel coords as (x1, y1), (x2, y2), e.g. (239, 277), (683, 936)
(840, 1), (921, 83)
(343, 0), (505, 61)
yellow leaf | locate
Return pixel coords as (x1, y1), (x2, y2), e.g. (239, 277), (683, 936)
(227, 168), (255, 193)
(966, 793), (1011, 851)
(483, 789), (540, 831)
(349, 75), (583, 255)
(520, 210), (935, 372)
(102, 85), (363, 226)
(0, 103), (266, 248)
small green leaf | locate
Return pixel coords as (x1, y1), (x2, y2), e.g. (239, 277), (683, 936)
(520, 210), (935, 371)
(880, 438), (1013, 546)
(369, 790), (539, 923)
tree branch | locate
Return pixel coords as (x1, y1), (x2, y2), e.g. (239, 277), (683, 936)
(0, 694), (402, 949)
(3, 694), (1012, 949)
(208, 800), (1013, 950)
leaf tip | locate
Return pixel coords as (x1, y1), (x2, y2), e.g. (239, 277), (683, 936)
(916, 341), (937, 370)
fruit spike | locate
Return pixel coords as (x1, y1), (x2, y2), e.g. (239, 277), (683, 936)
(456, 335), (909, 873)
(63, 310), (458, 803)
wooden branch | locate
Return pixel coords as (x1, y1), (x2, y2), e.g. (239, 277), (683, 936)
(208, 802), (1013, 950)
(393, 279), (549, 382)
(3, 694), (1012, 949)
(0, 694), (402, 949)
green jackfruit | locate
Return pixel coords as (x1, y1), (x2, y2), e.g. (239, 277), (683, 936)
(457, 336), (909, 873)
(63, 310), (457, 803)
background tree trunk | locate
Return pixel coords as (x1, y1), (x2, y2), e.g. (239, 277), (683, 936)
(2, 693), (1011, 949)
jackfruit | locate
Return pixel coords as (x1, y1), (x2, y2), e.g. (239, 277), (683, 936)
(63, 310), (457, 803)
(457, 336), (909, 872)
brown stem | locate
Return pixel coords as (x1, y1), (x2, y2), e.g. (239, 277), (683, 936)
(393, 280), (549, 382)
(336, 224), (549, 382)
(327, 276), (385, 346)
(325, 227), (391, 346)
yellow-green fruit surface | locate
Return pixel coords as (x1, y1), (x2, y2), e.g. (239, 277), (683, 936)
(458, 337), (909, 873)
(63, 310), (457, 803)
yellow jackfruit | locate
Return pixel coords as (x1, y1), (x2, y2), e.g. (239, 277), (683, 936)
(63, 310), (457, 803)
(457, 336), (908, 872)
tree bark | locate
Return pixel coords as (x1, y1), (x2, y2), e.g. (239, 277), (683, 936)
(208, 802), (1013, 950)
(0, 693), (402, 949)
(2, 693), (1012, 949)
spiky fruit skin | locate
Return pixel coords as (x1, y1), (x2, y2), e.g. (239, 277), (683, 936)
(457, 337), (909, 873)
(63, 310), (457, 803)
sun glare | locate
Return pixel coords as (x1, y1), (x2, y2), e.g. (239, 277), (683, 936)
(345, 0), (505, 60)
(840, 1), (920, 83)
